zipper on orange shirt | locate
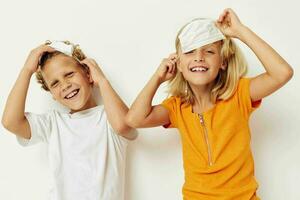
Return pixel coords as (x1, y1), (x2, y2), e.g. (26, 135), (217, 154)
(199, 114), (213, 166)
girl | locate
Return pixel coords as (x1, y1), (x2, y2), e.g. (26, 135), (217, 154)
(2, 40), (136, 200)
(126, 8), (293, 199)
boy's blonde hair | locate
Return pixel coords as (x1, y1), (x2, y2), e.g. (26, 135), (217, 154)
(168, 20), (248, 105)
(36, 41), (86, 91)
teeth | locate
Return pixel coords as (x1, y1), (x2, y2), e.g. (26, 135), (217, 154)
(65, 89), (79, 99)
(191, 67), (208, 72)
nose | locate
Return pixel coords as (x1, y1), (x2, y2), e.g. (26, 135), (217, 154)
(194, 50), (204, 62)
(61, 80), (72, 92)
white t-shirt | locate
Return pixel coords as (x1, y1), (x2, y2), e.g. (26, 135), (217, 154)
(17, 105), (128, 200)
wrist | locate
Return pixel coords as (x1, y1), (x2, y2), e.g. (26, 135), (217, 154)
(21, 67), (35, 77)
(153, 73), (164, 85)
(94, 76), (109, 86)
(236, 25), (251, 41)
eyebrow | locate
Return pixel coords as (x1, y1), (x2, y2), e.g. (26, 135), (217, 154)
(203, 44), (217, 49)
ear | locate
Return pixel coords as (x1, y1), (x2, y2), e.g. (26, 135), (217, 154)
(221, 60), (227, 70)
(176, 60), (183, 72)
(81, 64), (93, 84)
(86, 73), (94, 84)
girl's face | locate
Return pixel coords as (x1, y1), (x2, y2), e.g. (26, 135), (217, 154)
(41, 54), (96, 113)
(178, 41), (225, 88)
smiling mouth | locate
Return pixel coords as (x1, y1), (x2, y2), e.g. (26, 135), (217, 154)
(64, 89), (80, 99)
(190, 66), (208, 72)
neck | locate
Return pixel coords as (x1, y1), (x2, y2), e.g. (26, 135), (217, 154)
(70, 96), (97, 114)
(189, 82), (214, 113)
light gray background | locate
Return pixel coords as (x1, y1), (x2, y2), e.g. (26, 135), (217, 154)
(0, 0), (299, 199)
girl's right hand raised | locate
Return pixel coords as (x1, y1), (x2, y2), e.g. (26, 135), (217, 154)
(155, 53), (178, 83)
(23, 44), (56, 74)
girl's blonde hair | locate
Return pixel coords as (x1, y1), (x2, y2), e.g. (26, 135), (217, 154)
(36, 41), (86, 91)
(168, 19), (247, 105)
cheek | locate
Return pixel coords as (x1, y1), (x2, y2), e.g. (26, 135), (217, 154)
(78, 76), (90, 86)
(178, 57), (190, 71)
(50, 88), (61, 99)
(75, 75), (92, 91)
(212, 53), (223, 64)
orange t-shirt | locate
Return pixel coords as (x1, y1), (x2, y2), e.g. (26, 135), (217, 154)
(161, 78), (261, 200)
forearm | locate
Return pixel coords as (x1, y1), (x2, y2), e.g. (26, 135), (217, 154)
(238, 26), (293, 82)
(2, 68), (32, 130)
(97, 77), (131, 133)
(126, 73), (162, 126)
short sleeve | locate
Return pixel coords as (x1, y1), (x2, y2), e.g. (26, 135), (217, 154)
(16, 112), (52, 146)
(160, 96), (178, 128)
(106, 116), (129, 148)
(236, 78), (262, 119)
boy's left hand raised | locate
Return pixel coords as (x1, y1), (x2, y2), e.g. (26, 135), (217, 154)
(80, 58), (106, 86)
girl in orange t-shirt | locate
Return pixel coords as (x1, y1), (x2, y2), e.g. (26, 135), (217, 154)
(126, 8), (293, 200)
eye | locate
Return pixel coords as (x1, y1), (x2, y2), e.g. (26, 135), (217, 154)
(184, 50), (195, 55)
(50, 81), (59, 88)
(206, 50), (215, 54)
(66, 72), (74, 78)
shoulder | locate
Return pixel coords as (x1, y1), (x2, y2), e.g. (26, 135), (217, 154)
(237, 77), (251, 90)
(162, 96), (182, 106)
(25, 109), (56, 121)
(228, 77), (251, 99)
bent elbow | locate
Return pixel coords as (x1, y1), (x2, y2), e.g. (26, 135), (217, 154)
(285, 67), (294, 82)
(275, 66), (294, 86)
(282, 65), (294, 82)
(125, 114), (141, 128)
(1, 116), (31, 139)
(1, 116), (13, 132)
(116, 123), (132, 135)
(114, 123), (137, 140)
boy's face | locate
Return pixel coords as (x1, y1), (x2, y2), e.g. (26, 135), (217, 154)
(41, 54), (96, 113)
(178, 41), (225, 87)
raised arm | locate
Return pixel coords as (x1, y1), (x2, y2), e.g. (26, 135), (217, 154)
(126, 54), (177, 128)
(80, 58), (137, 140)
(216, 8), (293, 102)
(2, 45), (55, 138)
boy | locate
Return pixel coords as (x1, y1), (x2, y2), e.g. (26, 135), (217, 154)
(2, 41), (136, 200)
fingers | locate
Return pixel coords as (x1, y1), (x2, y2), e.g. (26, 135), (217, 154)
(224, 8), (235, 16)
(31, 45), (55, 56)
(217, 10), (227, 23)
(162, 56), (177, 75)
(30, 45), (56, 67)
(80, 58), (99, 68)
(39, 44), (56, 52)
(218, 8), (236, 24)
(218, 8), (240, 26)
(168, 53), (178, 60)
(44, 45), (56, 53)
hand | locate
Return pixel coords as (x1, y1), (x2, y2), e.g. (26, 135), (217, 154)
(80, 58), (105, 86)
(23, 44), (56, 74)
(155, 53), (177, 83)
(215, 8), (246, 39)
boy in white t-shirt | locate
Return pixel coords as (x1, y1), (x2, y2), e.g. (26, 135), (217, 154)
(2, 41), (136, 200)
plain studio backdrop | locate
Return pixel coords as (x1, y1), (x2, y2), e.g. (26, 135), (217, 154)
(0, 0), (299, 199)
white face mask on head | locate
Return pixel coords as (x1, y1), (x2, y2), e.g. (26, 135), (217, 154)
(179, 18), (225, 53)
(46, 40), (74, 56)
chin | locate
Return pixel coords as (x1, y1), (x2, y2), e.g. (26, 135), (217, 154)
(188, 79), (210, 86)
(60, 100), (85, 112)
(71, 103), (88, 111)
(189, 76), (217, 85)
